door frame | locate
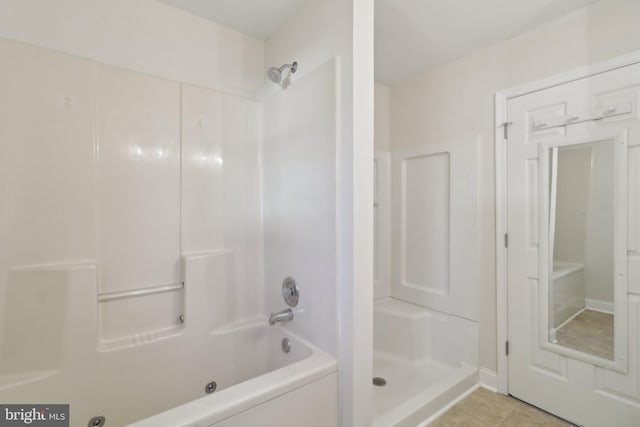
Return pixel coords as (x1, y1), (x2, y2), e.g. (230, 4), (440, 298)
(494, 49), (640, 394)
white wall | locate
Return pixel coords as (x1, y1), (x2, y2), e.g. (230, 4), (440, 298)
(0, 35), (263, 337)
(0, 0), (264, 97)
(391, 141), (479, 321)
(389, 0), (640, 373)
(265, 0), (373, 425)
(375, 83), (391, 151)
(584, 142), (615, 304)
(263, 59), (338, 355)
(0, 36), (263, 424)
(374, 84), (392, 300)
(553, 141), (615, 306)
(0, 40), (96, 270)
(0, 0), (265, 355)
(554, 147), (592, 264)
(181, 84), (263, 326)
(96, 64), (182, 295)
(374, 150), (392, 300)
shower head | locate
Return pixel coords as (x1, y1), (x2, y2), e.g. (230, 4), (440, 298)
(267, 61), (298, 83)
(267, 67), (282, 83)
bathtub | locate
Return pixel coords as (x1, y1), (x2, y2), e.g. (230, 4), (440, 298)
(129, 322), (337, 427)
(0, 259), (338, 427)
(551, 261), (586, 329)
(0, 318), (337, 427)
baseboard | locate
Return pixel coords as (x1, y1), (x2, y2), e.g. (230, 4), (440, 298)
(585, 298), (614, 314)
(479, 368), (498, 392)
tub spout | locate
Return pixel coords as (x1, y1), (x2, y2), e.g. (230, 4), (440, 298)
(269, 308), (293, 325)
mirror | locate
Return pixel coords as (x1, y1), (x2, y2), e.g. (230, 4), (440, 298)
(539, 131), (627, 371)
(548, 141), (614, 360)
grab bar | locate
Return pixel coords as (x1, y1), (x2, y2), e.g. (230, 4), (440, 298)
(98, 282), (184, 302)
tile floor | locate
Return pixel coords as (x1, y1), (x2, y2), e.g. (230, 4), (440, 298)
(430, 387), (576, 427)
(555, 309), (614, 360)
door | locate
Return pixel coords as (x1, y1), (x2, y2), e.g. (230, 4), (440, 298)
(506, 63), (640, 426)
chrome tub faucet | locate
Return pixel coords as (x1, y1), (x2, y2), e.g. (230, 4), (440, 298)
(269, 308), (293, 325)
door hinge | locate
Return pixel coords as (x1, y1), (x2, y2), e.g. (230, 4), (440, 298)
(504, 233), (508, 248)
(506, 340), (510, 356)
(501, 121), (512, 140)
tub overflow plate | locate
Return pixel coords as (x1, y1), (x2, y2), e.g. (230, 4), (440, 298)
(281, 337), (291, 353)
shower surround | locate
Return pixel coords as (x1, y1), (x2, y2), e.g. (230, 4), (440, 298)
(0, 28), (341, 425)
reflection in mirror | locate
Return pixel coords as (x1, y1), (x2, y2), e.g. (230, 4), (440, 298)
(549, 141), (614, 360)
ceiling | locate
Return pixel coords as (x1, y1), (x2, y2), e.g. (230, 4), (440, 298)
(157, 0), (307, 39)
(375, 0), (598, 83)
(157, 0), (599, 84)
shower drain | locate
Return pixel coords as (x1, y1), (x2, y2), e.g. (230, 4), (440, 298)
(372, 377), (387, 386)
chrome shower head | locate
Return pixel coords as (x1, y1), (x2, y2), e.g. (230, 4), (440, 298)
(267, 61), (298, 83)
(267, 67), (282, 83)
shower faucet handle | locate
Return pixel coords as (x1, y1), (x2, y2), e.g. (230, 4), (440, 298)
(282, 277), (299, 307)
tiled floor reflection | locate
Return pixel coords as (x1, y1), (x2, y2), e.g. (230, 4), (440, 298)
(556, 309), (614, 360)
(430, 387), (576, 427)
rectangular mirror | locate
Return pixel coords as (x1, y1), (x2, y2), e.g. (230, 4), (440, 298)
(539, 131), (627, 372)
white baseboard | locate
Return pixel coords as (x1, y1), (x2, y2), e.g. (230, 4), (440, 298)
(585, 298), (614, 314)
(479, 368), (498, 392)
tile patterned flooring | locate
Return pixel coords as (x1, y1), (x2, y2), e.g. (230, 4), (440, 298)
(555, 309), (614, 360)
(430, 387), (576, 427)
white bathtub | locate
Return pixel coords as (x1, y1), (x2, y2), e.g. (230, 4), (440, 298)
(129, 322), (337, 427)
(551, 261), (586, 329)
(0, 259), (338, 427)
(0, 317), (336, 427)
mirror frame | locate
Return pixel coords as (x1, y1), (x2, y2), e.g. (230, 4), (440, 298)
(538, 129), (628, 373)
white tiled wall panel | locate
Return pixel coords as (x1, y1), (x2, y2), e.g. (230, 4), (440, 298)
(181, 84), (263, 322)
(0, 39), (96, 268)
(263, 59), (338, 356)
(392, 140), (479, 321)
(96, 64), (181, 293)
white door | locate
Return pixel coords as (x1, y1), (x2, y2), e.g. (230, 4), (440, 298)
(506, 63), (640, 426)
